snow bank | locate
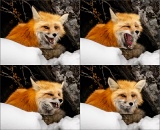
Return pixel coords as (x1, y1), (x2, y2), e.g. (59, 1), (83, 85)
(138, 115), (160, 130)
(0, 38), (80, 65)
(48, 115), (80, 130)
(80, 38), (160, 65)
(138, 50), (160, 65)
(0, 38), (46, 65)
(80, 103), (127, 129)
(1, 103), (47, 129)
(80, 103), (160, 130)
(48, 50), (80, 65)
(80, 38), (126, 65)
(1, 103), (80, 130)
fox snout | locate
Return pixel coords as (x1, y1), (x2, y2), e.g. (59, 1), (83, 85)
(131, 30), (140, 36)
(52, 33), (57, 37)
(135, 30), (140, 35)
(124, 101), (135, 107)
(129, 102), (133, 106)
(52, 98), (63, 105)
(58, 99), (63, 103)
(116, 100), (137, 114)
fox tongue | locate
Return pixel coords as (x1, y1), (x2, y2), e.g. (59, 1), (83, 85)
(124, 33), (133, 48)
(45, 35), (54, 44)
(48, 37), (54, 44)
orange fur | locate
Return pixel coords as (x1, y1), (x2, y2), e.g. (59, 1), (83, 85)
(5, 80), (63, 113)
(86, 21), (118, 47)
(5, 88), (38, 111)
(86, 88), (117, 112)
(86, 79), (144, 113)
(6, 20), (39, 47)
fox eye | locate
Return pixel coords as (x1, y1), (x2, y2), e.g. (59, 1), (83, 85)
(58, 92), (61, 96)
(123, 25), (130, 28)
(43, 26), (50, 29)
(131, 94), (136, 97)
(120, 94), (126, 98)
(54, 25), (59, 30)
(135, 25), (139, 28)
(47, 93), (53, 96)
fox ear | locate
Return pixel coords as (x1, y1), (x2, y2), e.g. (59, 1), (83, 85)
(30, 77), (40, 91)
(109, 8), (118, 22)
(135, 80), (146, 92)
(32, 6), (41, 21)
(60, 14), (69, 24)
(108, 77), (119, 91)
(61, 81), (65, 88)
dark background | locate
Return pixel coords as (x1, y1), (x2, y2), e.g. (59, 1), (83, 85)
(80, 65), (160, 117)
(0, 65), (80, 117)
(80, 0), (160, 52)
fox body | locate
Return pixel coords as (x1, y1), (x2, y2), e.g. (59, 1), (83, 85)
(6, 78), (64, 116)
(6, 7), (68, 51)
(86, 8), (145, 59)
(86, 78), (146, 115)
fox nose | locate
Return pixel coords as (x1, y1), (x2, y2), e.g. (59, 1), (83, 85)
(52, 33), (57, 37)
(129, 102), (133, 106)
(59, 99), (63, 103)
(135, 31), (139, 34)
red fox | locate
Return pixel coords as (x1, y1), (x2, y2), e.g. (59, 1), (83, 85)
(6, 6), (68, 49)
(86, 77), (146, 114)
(6, 78), (65, 119)
(86, 8), (145, 59)
(6, 7), (68, 58)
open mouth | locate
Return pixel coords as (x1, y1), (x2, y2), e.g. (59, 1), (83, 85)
(45, 35), (54, 44)
(51, 102), (60, 109)
(124, 33), (133, 49)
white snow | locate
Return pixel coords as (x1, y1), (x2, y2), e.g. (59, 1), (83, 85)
(80, 38), (160, 65)
(138, 115), (160, 130)
(1, 103), (80, 130)
(0, 38), (80, 65)
(80, 103), (128, 129)
(80, 103), (160, 130)
(48, 115), (80, 130)
(1, 103), (47, 129)
(49, 50), (80, 65)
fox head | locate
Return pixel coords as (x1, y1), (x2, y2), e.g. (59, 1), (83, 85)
(30, 77), (64, 115)
(31, 6), (69, 49)
(108, 77), (146, 114)
(109, 8), (143, 49)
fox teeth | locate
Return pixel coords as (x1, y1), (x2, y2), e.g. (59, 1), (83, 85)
(45, 35), (54, 44)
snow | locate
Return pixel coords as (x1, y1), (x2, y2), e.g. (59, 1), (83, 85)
(49, 50), (80, 65)
(0, 38), (80, 65)
(80, 103), (160, 130)
(48, 115), (80, 130)
(80, 103), (128, 129)
(1, 103), (80, 130)
(138, 115), (160, 130)
(80, 38), (160, 65)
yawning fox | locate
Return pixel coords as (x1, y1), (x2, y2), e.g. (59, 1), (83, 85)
(86, 8), (145, 59)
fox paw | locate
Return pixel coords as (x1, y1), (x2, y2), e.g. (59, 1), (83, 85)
(121, 49), (134, 60)
(121, 44), (145, 60)
(41, 44), (66, 59)
(42, 109), (65, 125)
